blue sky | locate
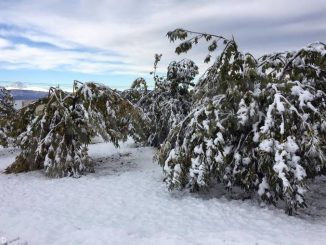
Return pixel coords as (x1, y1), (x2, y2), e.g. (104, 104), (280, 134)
(0, 0), (325, 91)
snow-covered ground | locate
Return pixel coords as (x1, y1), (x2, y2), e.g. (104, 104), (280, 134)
(0, 141), (325, 245)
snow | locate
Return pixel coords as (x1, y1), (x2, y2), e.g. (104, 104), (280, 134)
(285, 136), (299, 154)
(214, 132), (224, 144)
(258, 177), (270, 196)
(194, 144), (204, 154)
(0, 141), (326, 245)
(280, 120), (285, 135)
(259, 139), (274, 152)
(164, 148), (176, 173)
(274, 93), (285, 113)
(291, 85), (314, 109)
(237, 99), (248, 125)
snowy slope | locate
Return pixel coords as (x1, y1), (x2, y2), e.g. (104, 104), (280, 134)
(0, 141), (325, 245)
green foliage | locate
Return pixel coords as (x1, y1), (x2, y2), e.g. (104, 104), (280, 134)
(167, 28), (228, 62)
(158, 29), (326, 214)
(5, 82), (147, 177)
(134, 56), (198, 147)
(121, 78), (148, 104)
(0, 87), (15, 146)
(0, 87), (14, 116)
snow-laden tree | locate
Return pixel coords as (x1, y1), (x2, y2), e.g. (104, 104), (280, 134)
(0, 86), (14, 116)
(121, 77), (148, 105)
(157, 29), (326, 214)
(134, 54), (199, 147)
(0, 87), (15, 146)
(5, 82), (147, 177)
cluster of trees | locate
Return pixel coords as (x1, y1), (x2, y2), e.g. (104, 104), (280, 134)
(122, 55), (198, 147)
(2, 82), (147, 177)
(0, 29), (325, 214)
(156, 29), (326, 214)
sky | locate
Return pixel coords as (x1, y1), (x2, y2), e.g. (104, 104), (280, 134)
(0, 0), (325, 91)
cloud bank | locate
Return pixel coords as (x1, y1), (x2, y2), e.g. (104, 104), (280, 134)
(0, 0), (325, 87)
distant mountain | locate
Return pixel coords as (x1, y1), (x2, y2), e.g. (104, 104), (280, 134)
(9, 81), (26, 89)
(9, 89), (48, 100)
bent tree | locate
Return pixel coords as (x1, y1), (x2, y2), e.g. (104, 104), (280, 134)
(5, 81), (148, 177)
(124, 54), (199, 147)
(157, 28), (326, 214)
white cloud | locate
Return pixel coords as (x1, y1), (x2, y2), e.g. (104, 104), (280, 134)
(0, 43), (150, 76)
(0, 0), (325, 77)
(0, 38), (11, 48)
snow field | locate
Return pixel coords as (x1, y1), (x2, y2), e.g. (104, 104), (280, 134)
(0, 141), (325, 245)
